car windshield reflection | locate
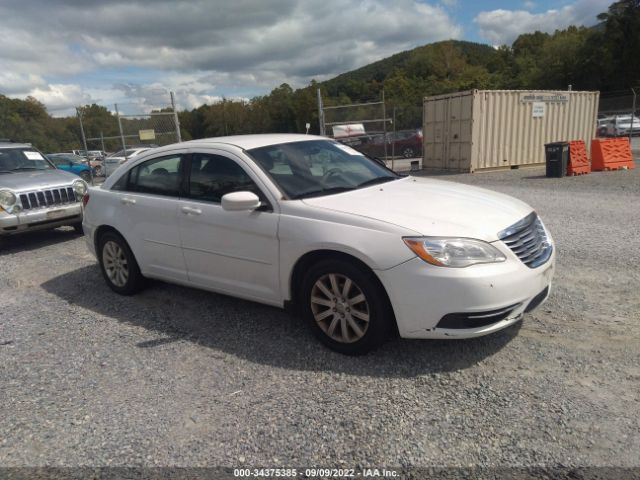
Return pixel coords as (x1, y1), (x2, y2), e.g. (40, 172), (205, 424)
(247, 140), (399, 199)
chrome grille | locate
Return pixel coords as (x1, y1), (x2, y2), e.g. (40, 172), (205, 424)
(499, 212), (552, 268)
(19, 187), (78, 210)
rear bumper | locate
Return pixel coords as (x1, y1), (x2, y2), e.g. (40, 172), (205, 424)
(377, 249), (555, 339)
(0, 204), (82, 236)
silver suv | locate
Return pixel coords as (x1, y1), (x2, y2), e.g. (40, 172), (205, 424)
(0, 141), (87, 238)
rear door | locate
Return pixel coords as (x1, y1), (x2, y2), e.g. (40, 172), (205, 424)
(110, 149), (188, 281)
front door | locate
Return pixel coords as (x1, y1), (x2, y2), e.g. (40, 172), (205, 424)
(178, 150), (280, 304)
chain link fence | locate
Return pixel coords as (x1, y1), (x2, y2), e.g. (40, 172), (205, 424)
(318, 90), (423, 171)
(598, 87), (639, 157)
(76, 92), (182, 176)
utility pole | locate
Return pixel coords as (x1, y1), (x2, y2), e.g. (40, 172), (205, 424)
(76, 107), (89, 155)
(115, 103), (127, 163)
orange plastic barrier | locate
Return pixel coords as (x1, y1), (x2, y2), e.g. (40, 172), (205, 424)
(591, 137), (635, 171)
(567, 140), (591, 176)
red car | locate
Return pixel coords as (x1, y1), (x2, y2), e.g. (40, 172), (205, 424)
(338, 129), (423, 159)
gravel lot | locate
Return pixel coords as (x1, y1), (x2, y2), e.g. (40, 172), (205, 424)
(1, 165), (639, 471)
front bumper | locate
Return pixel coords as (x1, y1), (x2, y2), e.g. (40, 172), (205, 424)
(377, 247), (555, 339)
(0, 204), (82, 236)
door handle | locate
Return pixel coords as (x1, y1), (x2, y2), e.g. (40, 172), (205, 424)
(181, 206), (202, 215)
(121, 197), (136, 205)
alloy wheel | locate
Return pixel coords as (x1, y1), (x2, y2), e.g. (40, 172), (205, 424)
(310, 273), (370, 343)
(102, 240), (129, 287)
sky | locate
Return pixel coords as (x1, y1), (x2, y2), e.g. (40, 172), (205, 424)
(0, 0), (611, 117)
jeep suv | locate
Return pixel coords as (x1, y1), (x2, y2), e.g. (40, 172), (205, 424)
(0, 141), (87, 238)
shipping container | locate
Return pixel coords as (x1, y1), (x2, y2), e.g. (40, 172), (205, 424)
(423, 90), (600, 172)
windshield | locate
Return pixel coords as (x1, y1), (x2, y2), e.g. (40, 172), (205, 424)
(0, 148), (54, 172)
(109, 149), (145, 157)
(247, 140), (399, 199)
(48, 154), (84, 165)
(617, 115), (640, 123)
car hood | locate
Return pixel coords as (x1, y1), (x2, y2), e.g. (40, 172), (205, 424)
(302, 176), (533, 241)
(0, 169), (79, 191)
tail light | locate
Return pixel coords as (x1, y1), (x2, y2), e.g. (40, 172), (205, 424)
(82, 193), (90, 207)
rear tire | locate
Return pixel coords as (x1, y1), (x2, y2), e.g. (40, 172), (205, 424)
(402, 147), (415, 158)
(97, 231), (146, 295)
(300, 259), (394, 355)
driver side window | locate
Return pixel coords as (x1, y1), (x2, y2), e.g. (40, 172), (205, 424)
(188, 153), (261, 203)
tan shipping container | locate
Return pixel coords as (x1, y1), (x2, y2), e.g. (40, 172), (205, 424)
(423, 89), (600, 172)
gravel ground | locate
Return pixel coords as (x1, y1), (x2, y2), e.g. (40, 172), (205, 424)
(0, 165), (639, 471)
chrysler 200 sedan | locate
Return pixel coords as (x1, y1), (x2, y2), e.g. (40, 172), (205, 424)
(82, 134), (555, 354)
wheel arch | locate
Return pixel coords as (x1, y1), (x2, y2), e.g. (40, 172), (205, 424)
(288, 249), (398, 334)
(94, 224), (130, 254)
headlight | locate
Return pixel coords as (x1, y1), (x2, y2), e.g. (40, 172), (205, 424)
(0, 189), (17, 212)
(403, 237), (506, 268)
(73, 180), (87, 196)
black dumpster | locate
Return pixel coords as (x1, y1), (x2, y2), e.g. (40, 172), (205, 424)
(544, 142), (569, 178)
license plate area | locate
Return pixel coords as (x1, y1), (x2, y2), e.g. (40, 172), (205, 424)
(46, 209), (66, 219)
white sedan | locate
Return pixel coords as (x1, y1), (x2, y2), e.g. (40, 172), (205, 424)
(82, 134), (555, 354)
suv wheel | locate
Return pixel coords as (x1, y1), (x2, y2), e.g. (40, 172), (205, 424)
(300, 259), (393, 355)
(98, 231), (145, 295)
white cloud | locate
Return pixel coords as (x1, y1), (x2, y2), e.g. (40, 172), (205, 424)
(0, 0), (462, 115)
(29, 84), (93, 116)
(474, 0), (610, 45)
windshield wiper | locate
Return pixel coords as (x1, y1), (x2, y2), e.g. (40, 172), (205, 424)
(291, 186), (356, 199)
(12, 167), (43, 171)
(0, 170), (15, 174)
(356, 176), (399, 189)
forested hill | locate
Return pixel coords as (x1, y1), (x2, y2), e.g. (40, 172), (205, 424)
(323, 40), (500, 97)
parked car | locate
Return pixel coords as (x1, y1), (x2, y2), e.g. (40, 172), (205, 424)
(0, 141), (87, 238)
(47, 153), (94, 182)
(104, 147), (153, 177)
(83, 134), (555, 355)
(597, 117), (611, 137)
(602, 114), (640, 137)
(338, 129), (423, 159)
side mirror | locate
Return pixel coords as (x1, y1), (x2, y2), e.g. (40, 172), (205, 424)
(221, 191), (261, 211)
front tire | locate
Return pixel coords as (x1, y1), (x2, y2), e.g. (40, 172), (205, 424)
(300, 259), (393, 355)
(97, 231), (145, 295)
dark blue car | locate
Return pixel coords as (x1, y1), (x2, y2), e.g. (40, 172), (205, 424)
(46, 153), (93, 182)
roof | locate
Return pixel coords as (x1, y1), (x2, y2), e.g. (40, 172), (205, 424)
(0, 142), (33, 149)
(180, 133), (323, 150)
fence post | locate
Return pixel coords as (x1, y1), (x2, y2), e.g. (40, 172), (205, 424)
(115, 104), (127, 163)
(317, 89), (325, 136)
(170, 91), (182, 143)
(382, 89), (388, 161)
(631, 88), (637, 142)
